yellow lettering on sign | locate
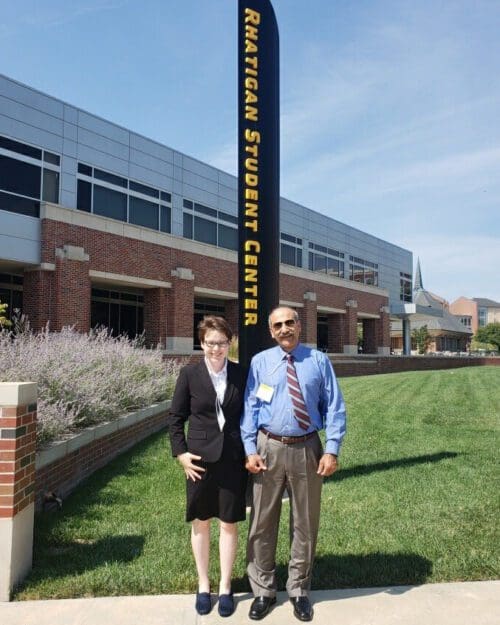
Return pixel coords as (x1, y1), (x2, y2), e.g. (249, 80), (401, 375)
(246, 56), (258, 69)
(245, 77), (258, 91)
(245, 8), (261, 25)
(245, 173), (258, 186)
(245, 90), (258, 105)
(245, 157), (258, 172)
(245, 299), (258, 310)
(245, 202), (258, 218)
(245, 254), (258, 266)
(246, 40), (258, 54)
(245, 240), (261, 253)
(245, 268), (258, 282)
(245, 25), (259, 41)
(245, 129), (261, 143)
(245, 312), (258, 325)
(245, 105), (258, 121)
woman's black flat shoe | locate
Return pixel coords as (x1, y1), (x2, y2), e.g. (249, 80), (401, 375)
(195, 591), (212, 615)
(218, 593), (235, 617)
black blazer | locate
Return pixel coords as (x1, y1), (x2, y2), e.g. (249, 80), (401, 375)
(168, 360), (247, 463)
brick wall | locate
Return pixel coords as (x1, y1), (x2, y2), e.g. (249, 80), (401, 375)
(22, 270), (54, 332)
(329, 355), (500, 377)
(53, 253), (91, 332)
(35, 406), (169, 511)
(0, 383), (37, 601)
(0, 400), (36, 519)
(34, 216), (391, 351)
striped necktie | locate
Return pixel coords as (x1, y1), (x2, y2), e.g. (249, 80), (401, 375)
(286, 354), (311, 430)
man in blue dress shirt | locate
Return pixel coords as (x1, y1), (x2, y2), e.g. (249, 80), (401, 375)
(241, 306), (347, 622)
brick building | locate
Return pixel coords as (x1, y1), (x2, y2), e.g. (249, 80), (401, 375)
(449, 297), (500, 335)
(0, 74), (413, 355)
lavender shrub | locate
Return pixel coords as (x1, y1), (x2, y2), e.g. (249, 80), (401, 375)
(0, 322), (182, 446)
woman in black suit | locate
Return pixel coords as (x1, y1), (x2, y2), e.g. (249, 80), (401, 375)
(168, 315), (247, 617)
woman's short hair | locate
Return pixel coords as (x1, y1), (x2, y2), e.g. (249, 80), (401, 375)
(198, 315), (233, 343)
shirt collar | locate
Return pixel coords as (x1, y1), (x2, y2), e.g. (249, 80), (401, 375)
(278, 343), (303, 361)
(204, 357), (227, 378)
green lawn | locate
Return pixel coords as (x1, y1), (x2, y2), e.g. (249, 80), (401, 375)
(15, 366), (500, 600)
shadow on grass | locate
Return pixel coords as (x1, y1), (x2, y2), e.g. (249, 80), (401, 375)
(232, 551), (432, 593)
(26, 534), (145, 582)
(328, 451), (459, 483)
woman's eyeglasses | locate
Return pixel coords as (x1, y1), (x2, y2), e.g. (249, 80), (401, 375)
(271, 319), (296, 331)
(204, 340), (230, 348)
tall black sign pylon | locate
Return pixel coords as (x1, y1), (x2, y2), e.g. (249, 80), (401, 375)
(238, 0), (280, 369)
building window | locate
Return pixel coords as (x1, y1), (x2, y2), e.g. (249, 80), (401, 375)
(478, 308), (487, 327)
(308, 242), (344, 277)
(129, 196), (159, 230)
(0, 273), (23, 321)
(93, 185), (127, 221)
(183, 199), (238, 251)
(281, 233), (303, 267)
(194, 215), (217, 245)
(0, 134), (60, 218)
(42, 169), (60, 203)
(76, 164), (172, 234)
(317, 315), (328, 352)
(400, 272), (412, 302)
(349, 256), (378, 286)
(459, 316), (472, 328)
(91, 287), (144, 338)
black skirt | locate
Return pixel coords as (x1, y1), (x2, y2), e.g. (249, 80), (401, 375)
(186, 444), (248, 523)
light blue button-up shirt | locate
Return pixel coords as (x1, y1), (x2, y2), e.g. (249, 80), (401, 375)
(241, 343), (347, 456)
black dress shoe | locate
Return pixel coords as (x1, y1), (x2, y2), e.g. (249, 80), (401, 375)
(249, 596), (277, 620)
(218, 593), (235, 617)
(195, 591), (211, 615)
(290, 596), (313, 621)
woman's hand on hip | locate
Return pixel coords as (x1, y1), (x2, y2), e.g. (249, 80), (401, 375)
(177, 452), (205, 481)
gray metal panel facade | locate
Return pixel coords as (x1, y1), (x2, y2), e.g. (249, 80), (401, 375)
(0, 74), (412, 306)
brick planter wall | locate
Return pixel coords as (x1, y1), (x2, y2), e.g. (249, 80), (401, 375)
(0, 383), (37, 601)
(35, 401), (170, 511)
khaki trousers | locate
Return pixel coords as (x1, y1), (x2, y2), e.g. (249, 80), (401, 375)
(247, 430), (323, 598)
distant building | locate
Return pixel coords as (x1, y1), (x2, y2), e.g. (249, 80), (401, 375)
(449, 297), (500, 335)
(391, 260), (472, 354)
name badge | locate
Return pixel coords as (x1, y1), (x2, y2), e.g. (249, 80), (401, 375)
(256, 383), (274, 403)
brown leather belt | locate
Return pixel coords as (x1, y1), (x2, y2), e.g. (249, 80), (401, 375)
(260, 427), (316, 445)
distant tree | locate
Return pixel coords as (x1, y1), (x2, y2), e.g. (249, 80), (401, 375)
(412, 325), (431, 354)
(475, 323), (500, 351)
(0, 301), (11, 328)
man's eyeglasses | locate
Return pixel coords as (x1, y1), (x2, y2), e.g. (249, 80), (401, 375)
(204, 340), (230, 348)
(271, 319), (296, 331)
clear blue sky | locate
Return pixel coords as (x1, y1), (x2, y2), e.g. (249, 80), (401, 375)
(1, 0), (499, 303)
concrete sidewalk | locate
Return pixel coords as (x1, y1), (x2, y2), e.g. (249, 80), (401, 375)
(1, 581), (498, 625)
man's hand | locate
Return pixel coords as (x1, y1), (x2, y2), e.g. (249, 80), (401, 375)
(317, 453), (338, 477)
(177, 452), (205, 481)
(245, 453), (268, 474)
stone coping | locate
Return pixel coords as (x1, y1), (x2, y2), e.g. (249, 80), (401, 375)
(35, 400), (171, 470)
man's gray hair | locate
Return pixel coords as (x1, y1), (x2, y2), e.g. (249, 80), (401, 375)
(268, 306), (299, 328)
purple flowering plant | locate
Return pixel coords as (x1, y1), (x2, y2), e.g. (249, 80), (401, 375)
(0, 313), (182, 446)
